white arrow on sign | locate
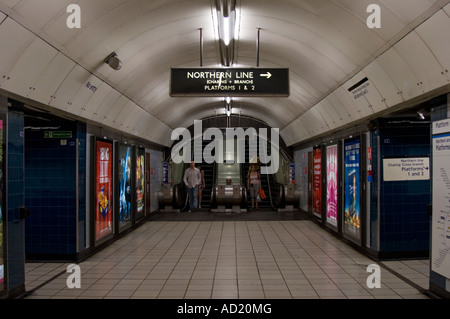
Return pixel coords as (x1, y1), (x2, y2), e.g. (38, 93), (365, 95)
(260, 72), (272, 79)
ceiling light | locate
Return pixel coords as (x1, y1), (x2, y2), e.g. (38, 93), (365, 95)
(225, 97), (232, 117)
(218, 12), (235, 46)
(417, 108), (428, 120)
(215, 0), (236, 66)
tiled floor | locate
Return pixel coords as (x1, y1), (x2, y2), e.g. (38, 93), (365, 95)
(24, 220), (432, 299)
(381, 259), (430, 292)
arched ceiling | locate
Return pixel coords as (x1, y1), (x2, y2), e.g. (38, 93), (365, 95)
(0, 0), (450, 147)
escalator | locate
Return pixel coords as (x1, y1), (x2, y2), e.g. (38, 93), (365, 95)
(209, 137), (247, 213)
(192, 139), (215, 210)
(159, 132), (299, 214)
(197, 162), (214, 210)
(242, 139), (275, 210)
(241, 138), (300, 211)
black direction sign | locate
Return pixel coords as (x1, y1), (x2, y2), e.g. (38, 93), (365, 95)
(170, 68), (289, 97)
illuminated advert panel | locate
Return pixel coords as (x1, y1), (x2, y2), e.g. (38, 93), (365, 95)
(95, 139), (114, 243)
(326, 145), (338, 227)
(343, 138), (361, 242)
(313, 147), (322, 219)
(118, 143), (132, 232)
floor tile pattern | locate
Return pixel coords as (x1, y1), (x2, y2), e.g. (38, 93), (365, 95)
(24, 220), (431, 299)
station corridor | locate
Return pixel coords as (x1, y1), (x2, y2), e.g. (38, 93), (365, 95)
(23, 217), (431, 300)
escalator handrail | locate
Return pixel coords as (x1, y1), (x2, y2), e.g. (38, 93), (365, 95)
(266, 173), (284, 210)
(172, 182), (188, 210)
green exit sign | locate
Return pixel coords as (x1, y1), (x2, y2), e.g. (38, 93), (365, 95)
(44, 131), (73, 139)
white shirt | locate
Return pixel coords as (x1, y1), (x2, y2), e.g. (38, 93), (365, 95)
(183, 167), (201, 188)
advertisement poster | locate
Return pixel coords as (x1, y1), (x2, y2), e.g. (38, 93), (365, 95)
(326, 145), (338, 226)
(162, 162), (169, 184)
(344, 139), (361, 241)
(431, 119), (450, 279)
(118, 144), (132, 231)
(0, 120), (4, 291)
(96, 140), (113, 242)
(313, 147), (322, 218)
(289, 162), (295, 184)
(136, 148), (145, 220)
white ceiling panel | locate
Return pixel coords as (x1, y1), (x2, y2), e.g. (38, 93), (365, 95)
(12, 0), (73, 29)
(2, 37), (58, 97)
(394, 31), (446, 94)
(335, 0), (406, 40)
(416, 9), (450, 79)
(379, 0), (438, 23)
(360, 77), (388, 114)
(107, 99), (137, 128)
(97, 94), (129, 127)
(89, 88), (122, 123)
(344, 70), (389, 116)
(0, 0), (19, 7)
(302, 107), (329, 137)
(41, 0), (127, 46)
(281, 119), (310, 146)
(445, 2), (450, 15)
(49, 64), (90, 112)
(0, 18), (34, 86)
(81, 82), (114, 120)
(64, 73), (103, 116)
(343, 76), (374, 119)
(27, 52), (76, 105)
(362, 60), (403, 108)
(333, 87), (364, 122)
(375, 48), (420, 102)
(326, 91), (352, 123)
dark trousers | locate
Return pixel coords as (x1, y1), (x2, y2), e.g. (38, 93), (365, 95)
(188, 186), (199, 211)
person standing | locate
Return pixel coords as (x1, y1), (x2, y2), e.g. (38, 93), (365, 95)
(184, 161), (201, 212)
(247, 164), (261, 210)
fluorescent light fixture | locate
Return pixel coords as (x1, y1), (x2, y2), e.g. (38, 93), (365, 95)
(215, 0), (236, 66)
(417, 110), (426, 120)
(225, 97), (232, 116)
(222, 16), (230, 45)
(218, 12), (235, 46)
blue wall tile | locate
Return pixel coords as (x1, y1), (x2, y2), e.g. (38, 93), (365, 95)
(24, 117), (81, 256)
(372, 119), (431, 254)
(77, 124), (87, 252)
(7, 109), (25, 293)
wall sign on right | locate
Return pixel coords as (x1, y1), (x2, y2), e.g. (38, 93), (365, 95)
(432, 119), (450, 279)
(383, 157), (430, 181)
